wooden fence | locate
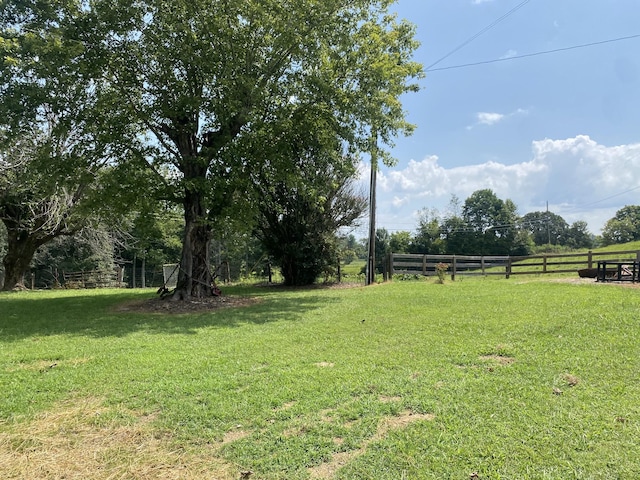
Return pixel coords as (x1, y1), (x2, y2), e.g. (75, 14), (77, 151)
(388, 250), (640, 281)
(62, 267), (124, 288)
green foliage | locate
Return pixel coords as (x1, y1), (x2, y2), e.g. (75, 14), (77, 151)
(521, 211), (569, 246)
(0, 222), (6, 280)
(255, 176), (366, 286)
(520, 212), (594, 249)
(75, 0), (422, 296)
(120, 205), (184, 269)
(434, 261), (448, 283)
(461, 189), (519, 255)
(406, 190), (597, 256)
(1, 281), (639, 478)
(374, 227), (391, 273)
(0, 0), (141, 290)
(389, 230), (412, 254)
(32, 228), (116, 287)
(2, 0), (423, 296)
(441, 214), (467, 254)
(337, 234), (365, 264)
(601, 205), (640, 245)
(410, 208), (444, 254)
(566, 220), (594, 249)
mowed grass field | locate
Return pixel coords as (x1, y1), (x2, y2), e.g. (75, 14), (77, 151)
(1, 277), (639, 479)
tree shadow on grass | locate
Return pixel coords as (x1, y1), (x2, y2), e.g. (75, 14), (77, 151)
(0, 288), (338, 341)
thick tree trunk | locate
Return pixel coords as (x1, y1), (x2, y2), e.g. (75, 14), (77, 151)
(172, 187), (214, 300)
(1, 227), (42, 291)
(167, 118), (244, 300)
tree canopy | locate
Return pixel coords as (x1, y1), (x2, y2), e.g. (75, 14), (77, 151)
(601, 205), (640, 245)
(88, 0), (423, 295)
(0, 0), (120, 290)
(1, 0), (423, 292)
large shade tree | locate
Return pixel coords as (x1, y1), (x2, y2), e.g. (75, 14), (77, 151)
(0, 137), (91, 290)
(0, 1), (124, 290)
(86, 0), (422, 298)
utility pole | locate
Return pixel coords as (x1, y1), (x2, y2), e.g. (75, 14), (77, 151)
(546, 201), (551, 246)
(366, 130), (378, 286)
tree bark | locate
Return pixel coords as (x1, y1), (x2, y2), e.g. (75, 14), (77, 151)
(167, 117), (245, 300)
(172, 186), (214, 300)
(1, 225), (46, 291)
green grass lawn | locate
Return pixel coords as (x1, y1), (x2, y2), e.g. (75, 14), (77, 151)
(1, 278), (639, 479)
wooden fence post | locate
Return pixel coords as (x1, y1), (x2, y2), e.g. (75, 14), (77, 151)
(587, 250), (593, 269)
(132, 254), (136, 288)
(481, 255), (486, 275)
(451, 255), (456, 281)
(422, 255), (427, 276)
(506, 258), (511, 279)
(543, 255), (547, 274)
(382, 255), (388, 282)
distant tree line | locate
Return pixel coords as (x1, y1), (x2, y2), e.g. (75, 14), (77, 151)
(370, 190), (640, 272)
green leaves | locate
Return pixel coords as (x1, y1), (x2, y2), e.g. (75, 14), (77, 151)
(2, 0), (424, 291)
(601, 205), (640, 245)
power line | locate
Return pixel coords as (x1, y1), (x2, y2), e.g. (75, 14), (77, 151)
(426, 34), (640, 72)
(561, 184), (640, 212)
(425, 0), (532, 71)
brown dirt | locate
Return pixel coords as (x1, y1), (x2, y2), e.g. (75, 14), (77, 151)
(480, 355), (516, 366)
(115, 281), (365, 315)
(561, 373), (580, 387)
(1, 394), (436, 480)
(549, 277), (640, 288)
(115, 294), (261, 315)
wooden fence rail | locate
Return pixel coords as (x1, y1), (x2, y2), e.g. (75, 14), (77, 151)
(389, 250), (640, 281)
(62, 268), (124, 289)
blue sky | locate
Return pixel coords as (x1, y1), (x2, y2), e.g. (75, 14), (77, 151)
(358, 0), (640, 238)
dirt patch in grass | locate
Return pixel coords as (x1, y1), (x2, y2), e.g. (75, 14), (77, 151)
(480, 355), (516, 366)
(221, 428), (251, 445)
(115, 294), (261, 315)
(308, 409), (435, 479)
(0, 397), (236, 480)
(550, 277), (640, 288)
(273, 401), (297, 412)
(560, 373), (580, 387)
(315, 362), (335, 368)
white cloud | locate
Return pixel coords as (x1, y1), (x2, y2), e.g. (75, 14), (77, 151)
(477, 112), (505, 126)
(500, 49), (518, 59)
(467, 108), (529, 130)
(368, 135), (640, 235)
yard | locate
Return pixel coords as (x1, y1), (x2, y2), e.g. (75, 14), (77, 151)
(1, 278), (639, 479)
